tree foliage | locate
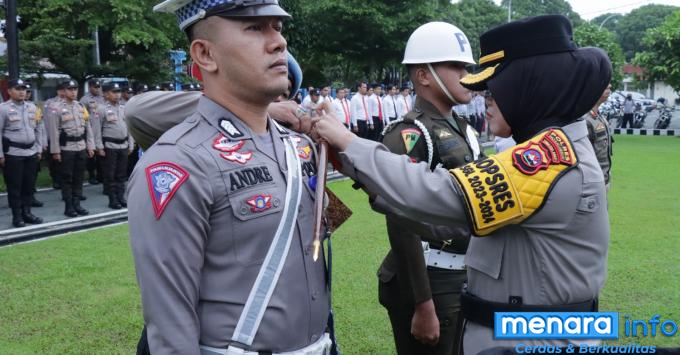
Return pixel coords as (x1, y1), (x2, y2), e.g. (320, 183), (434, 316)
(634, 10), (680, 92)
(14, 0), (186, 87)
(573, 22), (624, 90)
(500, 0), (582, 25)
(591, 13), (622, 33)
(445, 0), (506, 60)
(612, 4), (678, 61)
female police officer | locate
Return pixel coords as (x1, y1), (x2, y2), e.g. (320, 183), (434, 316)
(312, 15), (612, 354)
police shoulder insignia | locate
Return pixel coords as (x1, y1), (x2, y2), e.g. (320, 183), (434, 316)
(450, 128), (577, 236)
(401, 128), (421, 154)
(145, 162), (190, 220)
(212, 133), (253, 164)
(219, 118), (244, 139)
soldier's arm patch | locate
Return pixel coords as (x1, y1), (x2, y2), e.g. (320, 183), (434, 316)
(145, 162), (190, 220)
(401, 128), (421, 154)
(450, 129), (578, 236)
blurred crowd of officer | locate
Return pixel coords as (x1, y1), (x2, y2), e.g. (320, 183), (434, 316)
(0, 77), (204, 227)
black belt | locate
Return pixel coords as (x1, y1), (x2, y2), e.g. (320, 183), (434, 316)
(3, 137), (35, 150)
(461, 290), (598, 328)
(103, 136), (128, 144)
(427, 241), (466, 255)
(60, 131), (86, 143)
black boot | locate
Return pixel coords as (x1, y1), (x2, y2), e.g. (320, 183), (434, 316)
(31, 196), (44, 207)
(108, 194), (122, 210)
(12, 208), (26, 228)
(117, 189), (127, 208)
(22, 207), (43, 224)
(53, 181), (61, 189)
(88, 173), (99, 185)
(73, 197), (89, 216)
(80, 195), (87, 201)
(64, 199), (78, 217)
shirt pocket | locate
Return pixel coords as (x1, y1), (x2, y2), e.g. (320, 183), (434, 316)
(228, 186), (285, 266)
(5, 113), (22, 130)
(464, 233), (506, 280)
(106, 110), (117, 122)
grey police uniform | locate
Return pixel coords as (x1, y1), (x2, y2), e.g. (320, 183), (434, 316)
(0, 100), (43, 217)
(335, 119), (609, 355)
(80, 92), (105, 114)
(585, 110), (612, 188)
(376, 97), (480, 355)
(128, 96), (330, 354)
(92, 101), (134, 207)
(46, 98), (95, 211)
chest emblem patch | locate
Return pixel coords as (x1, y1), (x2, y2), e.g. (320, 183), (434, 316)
(401, 128), (421, 154)
(292, 136), (312, 160)
(145, 162), (189, 220)
(246, 194), (273, 212)
(512, 129), (575, 175)
(213, 134), (253, 165)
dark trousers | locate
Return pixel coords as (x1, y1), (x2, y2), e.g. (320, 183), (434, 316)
(357, 120), (369, 139)
(621, 113), (634, 128)
(102, 148), (128, 197)
(380, 268), (467, 355)
(372, 117), (384, 141)
(475, 114), (485, 134)
(48, 153), (61, 186)
(86, 155), (101, 181)
(3, 154), (39, 209)
(127, 144), (139, 177)
(60, 150), (87, 200)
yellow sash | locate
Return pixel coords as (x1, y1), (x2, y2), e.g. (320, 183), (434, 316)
(450, 129), (578, 236)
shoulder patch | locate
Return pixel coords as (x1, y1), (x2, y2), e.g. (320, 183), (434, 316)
(401, 128), (421, 154)
(145, 162), (190, 220)
(219, 118), (244, 139)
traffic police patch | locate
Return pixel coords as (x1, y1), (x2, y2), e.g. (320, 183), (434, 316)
(401, 128), (421, 154)
(213, 134), (253, 164)
(145, 162), (189, 220)
(246, 194), (273, 212)
(219, 118), (244, 138)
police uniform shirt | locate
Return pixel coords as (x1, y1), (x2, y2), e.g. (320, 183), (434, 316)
(128, 95), (329, 354)
(0, 100), (43, 157)
(80, 92), (105, 114)
(335, 119), (609, 354)
(92, 102), (134, 150)
(585, 111), (612, 185)
(46, 100), (95, 154)
(350, 92), (371, 125)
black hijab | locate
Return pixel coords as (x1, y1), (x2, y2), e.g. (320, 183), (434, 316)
(487, 47), (612, 143)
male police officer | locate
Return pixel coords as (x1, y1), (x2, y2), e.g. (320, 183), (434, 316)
(47, 80), (95, 217)
(92, 82), (134, 209)
(0, 79), (44, 227)
(81, 79), (105, 185)
(128, 1), (332, 354)
(44, 82), (68, 189)
(377, 22), (480, 355)
(586, 84), (613, 190)
(313, 15), (610, 354)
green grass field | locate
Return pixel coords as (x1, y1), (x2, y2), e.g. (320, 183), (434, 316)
(1, 135), (679, 353)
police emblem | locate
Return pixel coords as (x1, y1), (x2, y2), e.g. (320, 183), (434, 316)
(292, 136), (312, 159)
(512, 129), (575, 175)
(512, 143), (548, 175)
(213, 134), (253, 164)
(219, 118), (244, 138)
(246, 194), (273, 212)
(401, 128), (421, 154)
(145, 162), (189, 219)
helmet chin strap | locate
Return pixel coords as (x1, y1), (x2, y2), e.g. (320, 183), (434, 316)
(427, 63), (459, 105)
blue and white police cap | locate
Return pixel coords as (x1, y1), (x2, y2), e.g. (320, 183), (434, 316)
(154, 0), (291, 31)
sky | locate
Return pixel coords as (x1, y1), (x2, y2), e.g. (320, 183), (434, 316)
(483, 0), (680, 20)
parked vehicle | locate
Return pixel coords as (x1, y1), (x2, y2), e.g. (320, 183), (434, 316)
(654, 106), (673, 129)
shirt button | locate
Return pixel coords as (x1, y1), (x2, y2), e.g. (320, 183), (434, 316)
(298, 205), (303, 213)
(311, 334), (318, 342)
(464, 155), (472, 162)
(305, 246), (311, 256)
(311, 291), (318, 300)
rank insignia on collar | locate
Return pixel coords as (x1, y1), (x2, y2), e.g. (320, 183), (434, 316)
(401, 128), (421, 154)
(213, 134), (254, 164)
(219, 118), (244, 139)
(246, 194), (272, 212)
(438, 130), (453, 138)
(145, 162), (189, 220)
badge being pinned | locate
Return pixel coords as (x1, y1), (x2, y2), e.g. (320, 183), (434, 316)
(246, 194), (272, 212)
(401, 128), (422, 154)
(213, 134), (253, 164)
(145, 162), (189, 220)
(292, 136), (312, 160)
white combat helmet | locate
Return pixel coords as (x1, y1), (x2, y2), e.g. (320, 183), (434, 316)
(402, 22), (476, 65)
(402, 22), (476, 105)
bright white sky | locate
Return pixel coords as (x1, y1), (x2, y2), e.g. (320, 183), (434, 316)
(477, 0), (680, 20)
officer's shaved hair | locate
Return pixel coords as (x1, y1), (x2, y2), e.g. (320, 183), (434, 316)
(187, 17), (217, 43)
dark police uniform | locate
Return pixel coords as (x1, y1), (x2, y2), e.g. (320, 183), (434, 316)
(47, 80), (95, 217)
(377, 97), (480, 355)
(585, 110), (612, 189)
(92, 83), (134, 209)
(0, 79), (44, 227)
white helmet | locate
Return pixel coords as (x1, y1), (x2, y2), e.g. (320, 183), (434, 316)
(402, 22), (476, 65)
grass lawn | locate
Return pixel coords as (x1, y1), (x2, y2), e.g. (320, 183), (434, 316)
(0, 135), (679, 353)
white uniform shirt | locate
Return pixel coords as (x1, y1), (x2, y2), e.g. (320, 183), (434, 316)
(453, 104), (468, 118)
(382, 95), (398, 123)
(367, 94), (384, 122)
(333, 98), (351, 127)
(396, 94), (412, 118)
(350, 93), (371, 126)
(475, 95), (486, 116)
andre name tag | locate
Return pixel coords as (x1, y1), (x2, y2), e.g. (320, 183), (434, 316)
(450, 129), (577, 236)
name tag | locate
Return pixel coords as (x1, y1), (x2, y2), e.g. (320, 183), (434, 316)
(8, 112), (20, 122)
(61, 112), (74, 121)
(106, 111), (117, 122)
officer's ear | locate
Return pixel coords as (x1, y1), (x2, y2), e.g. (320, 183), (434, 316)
(413, 65), (431, 87)
(191, 39), (218, 74)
